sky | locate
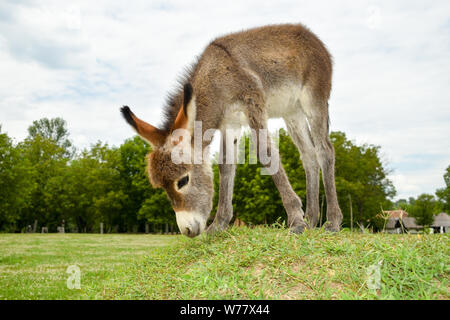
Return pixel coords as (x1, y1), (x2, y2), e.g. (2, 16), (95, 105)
(0, 0), (449, 200)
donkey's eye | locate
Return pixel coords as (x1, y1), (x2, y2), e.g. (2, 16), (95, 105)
(177, 175), (189, 189)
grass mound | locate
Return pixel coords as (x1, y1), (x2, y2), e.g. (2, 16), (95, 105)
(99, 226), (449, 300)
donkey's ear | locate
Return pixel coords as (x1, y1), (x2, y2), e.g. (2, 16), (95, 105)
(120, 106), (166, 147)
(183, 83), (193, 114)
(173, 83), (196, 131)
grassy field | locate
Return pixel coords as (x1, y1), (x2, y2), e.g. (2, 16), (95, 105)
(0, 226), (448, 300)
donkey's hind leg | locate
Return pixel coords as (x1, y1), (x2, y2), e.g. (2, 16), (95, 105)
(285, 112), (320, 229)
(300, 89), (343, 231)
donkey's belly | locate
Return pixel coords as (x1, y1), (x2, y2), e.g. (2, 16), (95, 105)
(221, 82), (303, 129)
(266, 82), (303, 119)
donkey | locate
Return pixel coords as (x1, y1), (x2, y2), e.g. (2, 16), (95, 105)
(121, 24), (343, 237)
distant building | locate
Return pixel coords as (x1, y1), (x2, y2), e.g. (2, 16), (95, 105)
(384, 210), (449, 234)
(384, 210), (423, 234)
(401, 217), (423, 234)
(385, 218), (403, 234)
(430, 212), (450, 234)
(384, 210), (410, 234)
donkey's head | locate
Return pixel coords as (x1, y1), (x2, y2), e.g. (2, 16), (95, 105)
(120, 84), (213, 237)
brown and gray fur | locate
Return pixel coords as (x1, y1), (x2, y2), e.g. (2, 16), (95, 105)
(121, 24), (343, 237)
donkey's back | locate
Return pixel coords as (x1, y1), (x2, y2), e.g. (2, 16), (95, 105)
(198, 24), (332, 104)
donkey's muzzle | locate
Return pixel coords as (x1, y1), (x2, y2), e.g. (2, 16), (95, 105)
(175, 210), (206, 238)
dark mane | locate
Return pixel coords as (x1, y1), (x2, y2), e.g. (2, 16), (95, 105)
(160, 58), (199, 133)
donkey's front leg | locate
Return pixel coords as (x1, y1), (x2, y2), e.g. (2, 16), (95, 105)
(206, 163), (236, 234)
(206, 129), (238, 235)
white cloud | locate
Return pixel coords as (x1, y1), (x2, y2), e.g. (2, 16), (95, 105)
(0, 0), (449, 200)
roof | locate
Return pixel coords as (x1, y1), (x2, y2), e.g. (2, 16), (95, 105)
(402, 217), (422, 229)
(384, 210), (409, 218)
(431, 212), (450, 227)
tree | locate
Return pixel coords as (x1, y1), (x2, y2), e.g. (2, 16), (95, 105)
(0, 129), (34, 231)
(17, 133), (70, 232)
(436, 165), (450, 212)
(93, 190), (126, 233)
(138, 190), (175, 232)
(117, 137), (153, 232)
(393, 198), (414, 213)
(64, 142), (123, 232)
(409, 194), (438, 227)
(27, 117), (73, 157)
(331, 132), (396, 230)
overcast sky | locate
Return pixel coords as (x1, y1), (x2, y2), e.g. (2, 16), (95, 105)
(0, 0), (449, 200)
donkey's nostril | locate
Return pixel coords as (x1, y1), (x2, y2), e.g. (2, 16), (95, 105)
(184, 225), (198, 238)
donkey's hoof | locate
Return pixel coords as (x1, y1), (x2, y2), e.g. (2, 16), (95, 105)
(205, 223), (225, 236)
(324, 223), (340, 233)
(290, 224), (306, 234)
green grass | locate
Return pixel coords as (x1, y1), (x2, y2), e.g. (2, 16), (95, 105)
(0, 227), (448, 300)
(0, 233), (172, 299)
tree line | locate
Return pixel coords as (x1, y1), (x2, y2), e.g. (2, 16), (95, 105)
(0, 118), (448, 233)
